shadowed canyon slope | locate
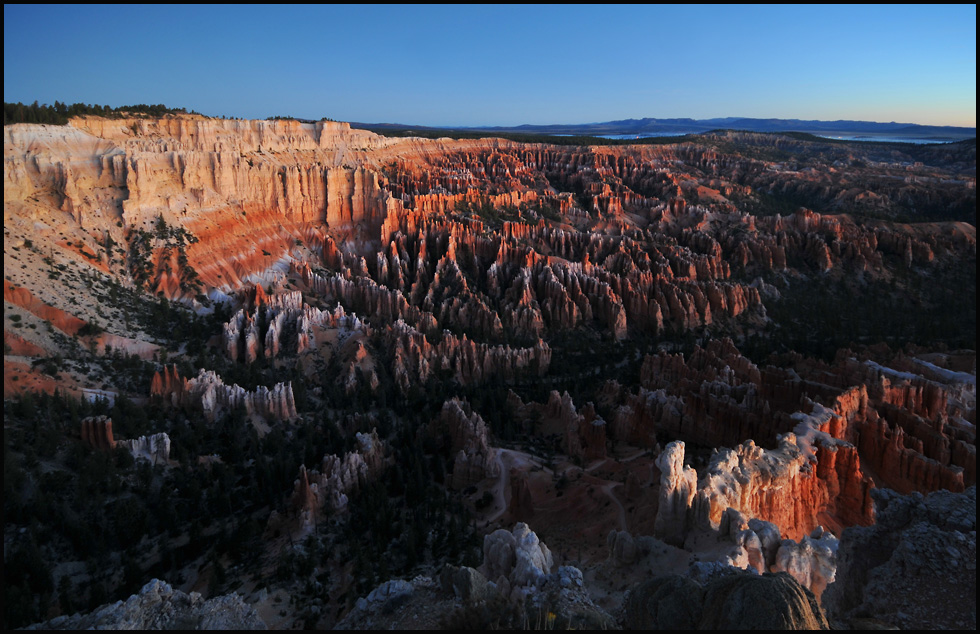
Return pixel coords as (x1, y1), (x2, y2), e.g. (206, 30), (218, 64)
(4, 115), (976, 629)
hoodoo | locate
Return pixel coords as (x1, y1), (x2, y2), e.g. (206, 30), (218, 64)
(4, 113), (974, 629)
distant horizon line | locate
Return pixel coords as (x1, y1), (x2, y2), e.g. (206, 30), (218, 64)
(3, 100), (976, 132)
(352, 116), (977, 132)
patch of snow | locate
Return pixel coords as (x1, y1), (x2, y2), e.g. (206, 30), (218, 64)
(912, 358), (976, 386)
(790, 402), (839, 461)
(864, 360), (919, 381)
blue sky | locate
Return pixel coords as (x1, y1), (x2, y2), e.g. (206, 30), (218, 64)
(4, 4), (976, 127)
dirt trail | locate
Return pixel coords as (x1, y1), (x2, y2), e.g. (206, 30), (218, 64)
(488, 448), (546, 524)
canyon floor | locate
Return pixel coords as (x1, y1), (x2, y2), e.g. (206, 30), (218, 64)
(4, 115), (976, 629)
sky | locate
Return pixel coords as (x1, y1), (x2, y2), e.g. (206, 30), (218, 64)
(3, 4), (976, 128)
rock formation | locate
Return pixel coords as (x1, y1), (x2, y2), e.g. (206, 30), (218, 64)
(335, 522), (613, 629)
(655, 429), (872, 543)
(3, 114), (975, 630)
(633, 340), (973, 536)
(508, 468), (535, 520)
(151, 365), (297, 422)
(541, 391), (608, 463)
(823, 486), (977, 630)
(387, 319), (550, 391)
(80, 415), (116, 450)
(427, 399), (501, 489)
(468, 524), (613, 627)
(222, 285), (370, 362)
(653, 442), (698, 546)
(81, 416), (171, 464)
(625, 570), (829, 630)
(117, 432), (171, 464)
(26, 579), (266, 630)
(4, 280), (87, 335)
(482, 522), (555, 597)
(769, 526), (838, 600)
(286, 429), (387, 524)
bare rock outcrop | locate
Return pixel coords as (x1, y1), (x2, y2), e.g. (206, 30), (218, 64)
(854, 360), (975, 493)
(653, 441), (698, 546)
(656, 426), (872, 544)
(630, 342), (974, 510)
(477, 523), (613, 627)
(222, 286), (370, 362)
(151, 366), (297, 422)
(550, 394), (607, 462)
(636, 340), (976, 539)
(429, 399), (501, 489)
(823, 486), (977, 630)
(3, 280), (87, 335)
(117, 432), (171, 464)
(387, 319), (550, 391)
(340, 524), (611, 630)
(625, 570), (829, 630)
(287, 429), (387, 523)
(769, 526), (838, 600)
(694, 570), (829, 630)
(27, 579), (265, 630)
(80, 415), (116, 450)
(482, 522), (555, 599)
(606, 529), (640, 566)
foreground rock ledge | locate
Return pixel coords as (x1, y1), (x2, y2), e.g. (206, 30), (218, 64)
(625, 571), (829, 630)
(26, 579), (266, 630)
(823, 486), (977, 630)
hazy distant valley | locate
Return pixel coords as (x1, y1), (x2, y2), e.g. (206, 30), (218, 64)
(359, 115), (977, 144)
(3, 113), (976, 629)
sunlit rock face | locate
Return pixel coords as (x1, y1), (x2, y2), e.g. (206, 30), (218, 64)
(9, 118), (972, 504)
(641, 340), (973, 532)
(4, 114), (975, 629)
(5, 116), (973, 351)
(7, 119), (975, 427)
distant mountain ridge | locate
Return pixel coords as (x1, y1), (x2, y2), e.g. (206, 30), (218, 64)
(355, 116), (976, 141)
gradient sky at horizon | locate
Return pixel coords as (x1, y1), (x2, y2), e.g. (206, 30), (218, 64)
(4, 4), (976, 128)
